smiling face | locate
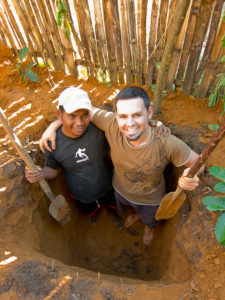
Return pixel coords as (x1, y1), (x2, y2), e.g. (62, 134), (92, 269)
(58, 108), (92, 138)
(115, 97), (153, 146)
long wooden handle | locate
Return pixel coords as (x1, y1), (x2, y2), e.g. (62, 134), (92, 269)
(187, 118), (225, 178)
(0, 107), (57, 203)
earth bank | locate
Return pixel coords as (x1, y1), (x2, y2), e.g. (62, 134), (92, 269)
(0, 44), (225, 300)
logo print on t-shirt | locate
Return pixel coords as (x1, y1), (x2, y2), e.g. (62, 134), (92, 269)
(75, 148), (89, 163)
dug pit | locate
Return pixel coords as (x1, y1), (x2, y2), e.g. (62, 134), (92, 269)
(23, 161), (187, 282)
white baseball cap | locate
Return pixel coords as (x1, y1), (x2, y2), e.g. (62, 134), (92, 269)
(57, 87), (92, 114)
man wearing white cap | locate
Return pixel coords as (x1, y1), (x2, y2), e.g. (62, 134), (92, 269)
(25, 87), (119, 224)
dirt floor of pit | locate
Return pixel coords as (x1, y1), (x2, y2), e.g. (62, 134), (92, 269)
(0, 43), (225, 300)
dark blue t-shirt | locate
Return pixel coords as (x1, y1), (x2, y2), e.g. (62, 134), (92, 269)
(44, 123), (113, 203)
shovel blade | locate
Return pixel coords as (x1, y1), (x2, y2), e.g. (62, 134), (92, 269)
(49, 194), (72, 225)
(155, 191), (186, 220)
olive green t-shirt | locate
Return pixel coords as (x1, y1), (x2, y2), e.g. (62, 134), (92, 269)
(92, 109), (191, 205)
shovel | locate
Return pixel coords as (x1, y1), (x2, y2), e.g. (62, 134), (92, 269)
(155, 118), (225, 220)
(0, 107), (71, 225)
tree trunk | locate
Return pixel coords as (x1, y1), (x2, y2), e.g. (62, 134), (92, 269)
(195, 0), (224, 83)
(182, 0), (213, 95)
(120, 0), (132, 84)
(154, 0), (190, 115)
(166, 1), (191, 90)
(102, 0), (117, 82)
(146, 0), (158, 87)
(176, 0), (202, 83)
(197, 14), (225, 98)
(110, 0), (124, 83)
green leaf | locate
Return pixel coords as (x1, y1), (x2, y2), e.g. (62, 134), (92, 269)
(209, 166), (225, 181)
(21, 72), (27, 82)
(215, 212), (225, 245)
(208, 124), (220, 131)
(27, 62), (36, 69)
(19, 47), (28, 61)
(202, 196), (225, 211)
(25, 69), (40, 82)
(222, 34), (225, 48)
(220, 77), (225, 87)
(209, 90), (218, 107)
(16, 63), (21, 72)
(221, 55), (225, 63)
(155, 62), (161, 70)
(214, 182), (225, 193)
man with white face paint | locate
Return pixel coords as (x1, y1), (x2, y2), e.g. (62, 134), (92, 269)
(40, 86), (204, 245)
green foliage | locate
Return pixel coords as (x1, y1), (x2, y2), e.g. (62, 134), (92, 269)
(96, 69), (111, 87)
(16, 47), (40, 83)
(208, 29), (225, 116)
(202, 166), (225, 246)
(208, 124), (220, 131)
(57, 0), (71, 39)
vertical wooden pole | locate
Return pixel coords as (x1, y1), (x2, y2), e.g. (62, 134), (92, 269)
(182, 0), (213, 95)
(120, 0), (132, 84)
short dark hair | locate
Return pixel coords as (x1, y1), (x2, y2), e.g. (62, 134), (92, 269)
(59, 105), (65, 113)
(114, 86), (151, 111)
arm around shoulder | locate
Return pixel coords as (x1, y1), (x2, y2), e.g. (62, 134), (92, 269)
(39, 119), (62, 153)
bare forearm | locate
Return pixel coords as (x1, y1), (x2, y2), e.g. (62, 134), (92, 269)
(42, 166), (62, 180)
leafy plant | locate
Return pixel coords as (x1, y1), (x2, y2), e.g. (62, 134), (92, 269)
(97, 69), (111, 87)
(57, 0), (71, 39)
(202, 166), (225, 246)
(16, 47), (40, 83)
(208, 23), (225, 116)
(208, 124), (220, 132)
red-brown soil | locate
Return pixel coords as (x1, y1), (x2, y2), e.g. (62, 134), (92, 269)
(0, 43), (225, 300)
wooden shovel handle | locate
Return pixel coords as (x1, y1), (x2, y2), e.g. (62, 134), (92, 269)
(187, 118), (225, 178)
(0, 107), (57, 203)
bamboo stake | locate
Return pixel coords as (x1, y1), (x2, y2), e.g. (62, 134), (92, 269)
(140, 0), (148, 83)
(24, 0), (44, 49)
(155, 0), (169, 64)
(73, 0), (93, 75)
(93, 0), (108, 70)
(37, 0), (62, 70)
(42, 0), (65, 70)
(176, 0), (202, 83)
(120, 0), (132, 84)
(110, 0), (124, 83)
(146, 0), (158, 87)
(182, 0), (214, 95)
(10, 0), (37, 61)
(29, 0), (56, 67)
(102, 0), (117, 82)
(80, 0), (98, 65)
(165, 0), (177, 43)
(63, 0), (84, 60)
(197, 14), (225, 98)
(195, 0), (224, 83)
(58, 0), (79, 77)
(0, 25), (7, 46)
(127, 0), (140, 83)
(166, 1), (191, 90)
(0, 11), (17, 55)
(154, 0), (190, 115)
(2, 0), (25, 50)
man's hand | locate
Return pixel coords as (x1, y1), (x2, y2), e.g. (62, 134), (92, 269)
(149, 120), (171, 137)
(39, 120), (62, 152)
(178, 168), (199, 191)
(25, 166), (43, 183)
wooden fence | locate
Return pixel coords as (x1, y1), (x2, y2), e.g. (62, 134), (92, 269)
(0, 0), (224, 100)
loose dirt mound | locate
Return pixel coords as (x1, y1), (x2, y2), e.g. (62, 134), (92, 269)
(0, 44), (225, 300)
